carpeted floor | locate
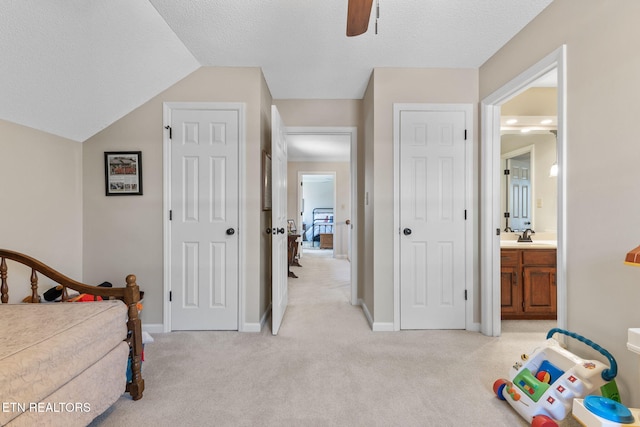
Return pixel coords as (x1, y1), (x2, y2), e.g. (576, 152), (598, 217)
(90, 250), (580, 427)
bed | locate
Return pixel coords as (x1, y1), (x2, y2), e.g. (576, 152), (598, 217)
(304, 207), (334, 248)
(0, 249), (144, 426)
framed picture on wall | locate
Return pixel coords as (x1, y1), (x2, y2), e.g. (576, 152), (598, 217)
(104, 151), (143, 196)
(262, 150), (272, 210)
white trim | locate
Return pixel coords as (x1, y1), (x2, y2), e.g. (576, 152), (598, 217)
(372, 322), (395, 332)
(286, 126), (359, 306)
(359, 298), (373, 328)
(480, 45), (567, 337)
(244, 303), (271, 333)
(142, 323), (165, 334)
(162, 102), (247, 333)
(358, 298), (392, 331)
(393, 103), (474, 331)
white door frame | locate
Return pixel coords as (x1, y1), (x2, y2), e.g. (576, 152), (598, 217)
(393, 103), (475, 331)
(285, 126), (358, 306)
(162, 102), (247, 332)
(480, 45), (567, 337)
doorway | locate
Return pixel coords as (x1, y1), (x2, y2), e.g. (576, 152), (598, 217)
(480, 46), (566, 337)
(285, 127), (358, 306)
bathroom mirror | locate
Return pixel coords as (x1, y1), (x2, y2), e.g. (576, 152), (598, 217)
(500, 130), (557, 233)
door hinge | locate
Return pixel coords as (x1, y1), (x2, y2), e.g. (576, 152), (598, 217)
(164, 125), (172, 139)
(464, 290), (468, 300)
(496, 228), (501, 236)
(169, 291), (172, 302)
(464, 209), (467, 220)
(169, 210), (172, 221)
(464, 129), (467, 140)
(504, 169), (510, 175)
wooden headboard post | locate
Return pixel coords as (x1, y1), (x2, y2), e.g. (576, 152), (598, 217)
(1, 257), (7, 304)
(124, 274), (145, 400)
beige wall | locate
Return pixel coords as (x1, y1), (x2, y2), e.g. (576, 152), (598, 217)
(287, 161), (351, 258)
(369, 68), (479, 325)
(82, 67), (270, 327)
(0, 120), (84, 299)
(480, 0), (640, 406)
(502, 87), (557, 117)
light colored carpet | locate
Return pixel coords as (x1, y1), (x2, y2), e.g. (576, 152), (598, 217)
(90, 251), (580, 427)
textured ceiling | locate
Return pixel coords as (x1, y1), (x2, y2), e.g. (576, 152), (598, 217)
(0, 0), (553, 142)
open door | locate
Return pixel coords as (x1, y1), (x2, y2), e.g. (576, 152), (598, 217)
(271, 105), (288, 335)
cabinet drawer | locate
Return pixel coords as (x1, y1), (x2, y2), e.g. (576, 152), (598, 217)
(522, 249), (556, 266)
(501, 249), (519, 266)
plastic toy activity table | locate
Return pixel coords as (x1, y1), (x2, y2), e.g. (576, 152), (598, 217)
(493, 329), (618, 427)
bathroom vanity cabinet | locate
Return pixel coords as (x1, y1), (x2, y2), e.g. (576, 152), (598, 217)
(501, 248), (557, 319)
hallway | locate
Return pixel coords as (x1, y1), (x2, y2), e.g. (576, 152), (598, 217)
(277, 249), (363, 336)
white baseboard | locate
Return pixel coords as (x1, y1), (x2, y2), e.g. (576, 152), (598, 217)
(242, 322), (261, 332)
(467, 322), (481, 332)
(334, 254), (348, 259)
(359, 298), (373, 328)
(372, 322), (395, 332)
(242, 303), (271, 332)
(142, 323), (165, 334)
(359, 299), (395, 332)
(143, 307), (275, 334)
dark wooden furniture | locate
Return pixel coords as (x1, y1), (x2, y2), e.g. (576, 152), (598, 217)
(501, 248), (557, 320)
(0, 249), (145, 400)
(319, 233), (333, 249)
(287, 234), (301, 278)
(306, 207), (334, 247)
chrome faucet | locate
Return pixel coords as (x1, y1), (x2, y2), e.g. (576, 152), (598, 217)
(518, 228), (535, 242)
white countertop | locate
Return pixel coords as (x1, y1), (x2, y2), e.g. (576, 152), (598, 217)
(500, 240), (557, 249)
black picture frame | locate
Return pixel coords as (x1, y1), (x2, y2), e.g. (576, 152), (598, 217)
(104, 151), (143, 196)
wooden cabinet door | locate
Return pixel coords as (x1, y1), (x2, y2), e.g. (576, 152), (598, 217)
(500, 266), (521, 317)
(523, 266), (557, 317)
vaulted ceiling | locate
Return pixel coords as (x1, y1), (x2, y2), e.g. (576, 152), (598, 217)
(0, 0), (553, 142)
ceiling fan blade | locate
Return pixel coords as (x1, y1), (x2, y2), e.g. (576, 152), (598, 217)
(346, 0), (374, 37)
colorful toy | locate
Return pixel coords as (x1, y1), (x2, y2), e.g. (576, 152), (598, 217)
(493, 328), (618, 427)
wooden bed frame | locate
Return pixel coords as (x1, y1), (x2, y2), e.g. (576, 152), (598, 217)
(0, 249), (145, 401)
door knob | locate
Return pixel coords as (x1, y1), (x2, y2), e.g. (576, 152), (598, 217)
(266, 228), (272, 234)
(226, 228), (235, 236)
(403, 228), (412, 236)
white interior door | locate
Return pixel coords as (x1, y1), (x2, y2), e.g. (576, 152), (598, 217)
(507, 156), (531, 231)
(271, 105), (288, 335)
(399, 109), (467, 329)
(170, 107), (239, 330)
